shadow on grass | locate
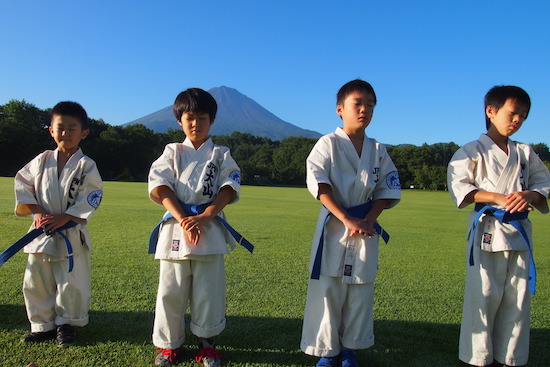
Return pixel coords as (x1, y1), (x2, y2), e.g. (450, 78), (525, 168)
(2, 304), (549, 366)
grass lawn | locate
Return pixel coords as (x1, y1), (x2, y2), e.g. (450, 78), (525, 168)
(0, 177), (549, 366)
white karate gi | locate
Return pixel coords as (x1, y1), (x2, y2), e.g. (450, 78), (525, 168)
(301, 128), (401, 357)
(14, 148), (103, 332)
(448, 134), (550, 366)
(148, 138), (241, 349)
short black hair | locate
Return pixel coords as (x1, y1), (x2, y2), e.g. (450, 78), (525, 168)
(51, 101), (89, 129)
(484, 85), (531, 130)
(173, 88), (217, 122)
(337, 79), (377, 106)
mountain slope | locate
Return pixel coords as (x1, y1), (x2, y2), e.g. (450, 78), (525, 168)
(124, 86), (321, 140)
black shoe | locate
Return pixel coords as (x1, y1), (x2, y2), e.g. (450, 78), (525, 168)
(23, 329), (57, 343)
(56, 324), (76, 346)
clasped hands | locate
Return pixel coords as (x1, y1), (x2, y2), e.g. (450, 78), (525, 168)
(343, 216), (377, 238)
(500, 191), (536, 213)
(179, 214), (211, 245)
(33, 213), (72, 233)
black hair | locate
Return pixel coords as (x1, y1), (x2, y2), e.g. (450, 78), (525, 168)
(336, 79), (377, 106)
(51, 101), (89, 129)
(484, 85), (531, 130)
(173, 88), (217, 122)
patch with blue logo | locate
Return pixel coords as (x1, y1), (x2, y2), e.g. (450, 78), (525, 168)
(386, 171), (400, 190)
(87, 190), (103, 209)
(229, 170), (241, 184)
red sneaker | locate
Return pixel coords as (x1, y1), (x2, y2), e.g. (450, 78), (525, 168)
(195, 339), (223, 367)
(154, 347), (184, 366)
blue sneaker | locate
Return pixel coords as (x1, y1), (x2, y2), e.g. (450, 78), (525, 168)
(316, 356), (340, 367)
(340, 349), (358, 367)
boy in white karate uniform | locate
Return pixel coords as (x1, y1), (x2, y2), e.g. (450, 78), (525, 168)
(148, 88), (242, 367)
(14, 101), (103, 345)
(301, 80), (401, 367)
(448, 86), (550, 367)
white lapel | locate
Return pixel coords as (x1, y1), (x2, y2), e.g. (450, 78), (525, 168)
(352, 135), (374, 202)
(334, 128), (360, 204)
(335, 128), (360, 171)
(479, 134), (510, 193)
(479, 134), (521, 194)
(177, 138), (213, 184)
(41, 150), (62, 213)
(495, 139), (519, 194)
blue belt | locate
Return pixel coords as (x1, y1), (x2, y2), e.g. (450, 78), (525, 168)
(149, 201), (254, 254)
(471, 203), (536, 294)
(310, 201), (390, 280)
(0, 220), (78, 272)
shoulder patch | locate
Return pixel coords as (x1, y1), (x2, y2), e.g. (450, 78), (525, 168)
(87, 190), (103, 209)
(386, 171), (401, 190)
(229, 170), (241, 184)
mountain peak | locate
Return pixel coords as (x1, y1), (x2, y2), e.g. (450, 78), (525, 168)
(211, 85), (236, 92)
(125, 86), (321, 140)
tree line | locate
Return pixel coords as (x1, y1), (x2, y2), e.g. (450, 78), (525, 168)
(1, 100), (549, 189)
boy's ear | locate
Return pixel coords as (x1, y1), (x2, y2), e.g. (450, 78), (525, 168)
(81, 129), (89, 140)
(336, 104), (343, 117)
(486, 105), (496, 120)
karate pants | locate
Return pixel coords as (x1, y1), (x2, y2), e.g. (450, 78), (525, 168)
(459, 248), (530, 366)
(301, 275), (375, 357)
(23, 245), (91, 332)
(153, 255), (226, 349)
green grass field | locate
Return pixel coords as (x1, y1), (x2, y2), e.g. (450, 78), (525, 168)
(0, 177), (549, 366)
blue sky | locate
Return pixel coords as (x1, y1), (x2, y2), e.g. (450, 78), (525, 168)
(1, 1), (549, 146)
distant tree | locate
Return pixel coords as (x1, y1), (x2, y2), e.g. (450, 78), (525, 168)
(89, 124), (161, 181)
(162, 128), (186, 146)
(426, 142), (460, 166)
(386, 145), (420, 189)
(236, 146), (278, 184)
(0, 100), (51, 176)
(413, 165), (447, 190)
(212, 132), (280, 184)
(272, 137), (317, 185)
(387, 142), (459, 189)
(80, 117), (110, 159)
(123, 124), (161, 181)
(90, 126), (131, 180)
(531, 143), (550, 162)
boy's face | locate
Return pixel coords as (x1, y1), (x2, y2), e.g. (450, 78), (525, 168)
(49, 114), (88, 154)
(486, 98), (528, 138)
(178, 112), (212, 148)
(337, 91), (375, 134)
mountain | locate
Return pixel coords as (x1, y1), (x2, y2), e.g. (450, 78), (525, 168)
(124, 86), (322, 140)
